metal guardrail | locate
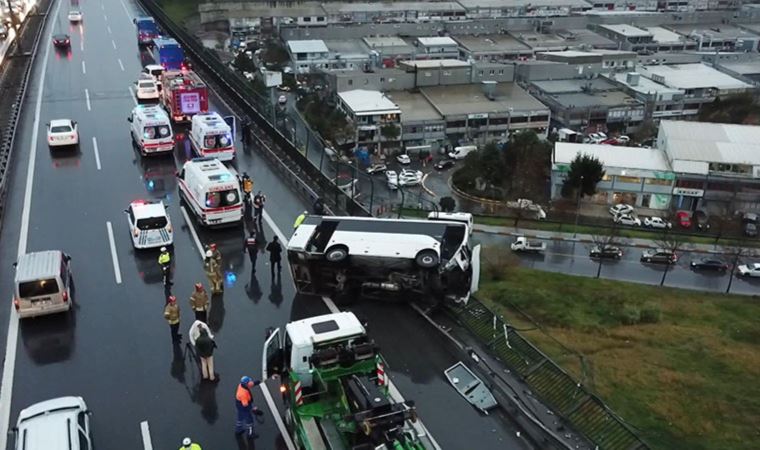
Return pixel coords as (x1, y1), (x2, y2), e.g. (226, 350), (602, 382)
(445, 297), (649, 450)
(0, 0), (51, 226)
(137, 0), (370, 217)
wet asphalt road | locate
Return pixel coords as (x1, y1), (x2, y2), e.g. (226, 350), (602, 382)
(0, 0), (527, 448)
(476, 233), (760, 295)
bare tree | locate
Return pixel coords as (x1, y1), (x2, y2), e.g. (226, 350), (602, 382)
(721, 239), (758, 294)
(654, 230), (687, 287)
(591, 223), (622, 279)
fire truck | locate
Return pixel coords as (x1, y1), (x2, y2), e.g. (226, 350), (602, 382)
(160, 70), (208, 123)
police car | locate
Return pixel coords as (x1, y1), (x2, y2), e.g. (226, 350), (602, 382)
(124, 200), (173, 249)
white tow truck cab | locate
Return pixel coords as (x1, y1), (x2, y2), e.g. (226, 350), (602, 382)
(142, 64), (165, 90)
(189, 112), (235, 161)
(13, 396), (93, 450)
(125, 199), (173, 249)
(128, 105), (174, 156)
(13, 250), (72, 318)
(177, 157), (243, 226)
(510, 236), (546, 253)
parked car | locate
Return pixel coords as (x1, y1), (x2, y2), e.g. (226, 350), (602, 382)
(609, 203), (634, 217)
(398, 169), (423, 186)
(694, 210), (710, 231)
(366, 163), (387, 175)
(641, 249), (677, 264)
(277, 85), (291, 92)
(742, 213), (758, 237)
(643, 216), (672, 229)
(396, 153), (411, 165)
(737, 263), (760, 277)
(277, 95), (287, 105)
(434, 159), (455, 171)
(385, 170), (398, 190)
(589, 245), (623, 259)
(675, 211), (692, 228)
(690, 258), (728, 272)
(614, 214), (641, 227)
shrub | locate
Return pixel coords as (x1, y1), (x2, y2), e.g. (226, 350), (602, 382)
(482, 246), (519, 281)
(639, 303), (662, 324)
(618, 304), (641, 325)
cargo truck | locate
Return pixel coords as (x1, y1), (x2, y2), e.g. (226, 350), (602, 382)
(152, 38), (186, 71)
(134, 16), (158, 46)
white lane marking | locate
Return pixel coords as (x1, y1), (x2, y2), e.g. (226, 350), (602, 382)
(107, 25), (112, 34)
(106, 222), (123, 284)
(140, 421), (154, 450)
(92, 137), (101, 170)
(84, 88), (91, 111)
(101, 2), (104, 9)
(263, 209), (288, 246)
(259, 384), (297, 450)
(81, 60), (86, 74)
(111, 39), (116, 49)
(0, 0), (63, 445)
(321, 296), (339, 313)
(119, 0), (131, 22)
(128, 86), (137, 105)
(104, 14), (108, 21)
(118, 58), (124, 71)
(80, 39), (83, 51)
(180, 206), (205, 259)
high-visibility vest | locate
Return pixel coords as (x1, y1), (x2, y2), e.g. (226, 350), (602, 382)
(158, 252), (171, 265)
(243, 178), (253, 194)
(294, 213), (306, 229)
(179, 444), (202, 450)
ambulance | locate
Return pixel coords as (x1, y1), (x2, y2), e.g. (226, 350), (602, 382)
(177, 157), (242, 226)
(127, 105), (174, 156)
(188, 112), (235, 161)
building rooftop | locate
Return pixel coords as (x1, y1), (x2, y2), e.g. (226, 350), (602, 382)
(532, 78), (618, 94)
(557, 29), (617, 49)
(667, 24), (760, 40)
(554, 143), (671, 173)
(550, 90), (642, 109)
(456, 0), (591, 8)
(512, 31), (569, 51)
(417, 36), (458, 47)
(421, 83), (547, 117)
(718, 60), (760, 76)
(599, 24), (652, 38)
(386, 91), (443, 122)
(204, 2), (326, 18)
(338, 89), (401, 116)
(362, 36), (413, 53)
(660, 120), (760, 171)
(321, 1), (465, 14)
(399, 59), (471, 69)
(637, 63), (751, 90)
(454, 34), (531, 55)
(608, 72), (683, 96)
(645, 26), (691, 44)
(287, 39), (328, 54)
(324, 39), (371, 58)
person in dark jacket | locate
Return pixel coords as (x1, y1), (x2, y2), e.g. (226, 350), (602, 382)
(243, 230), (258, 273)
(195, 326), (217, 381)
(265, 236), (282, 278)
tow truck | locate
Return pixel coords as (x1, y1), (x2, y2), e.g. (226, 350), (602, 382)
(160, 70), (208, 123)
(263, 312), (437, 450)
(134, 16), (158, 46)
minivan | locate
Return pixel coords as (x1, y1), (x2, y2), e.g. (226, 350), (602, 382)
(13, 250), (73, 318)
(13, 396), (92, 450)
(447, 145), (477, 160)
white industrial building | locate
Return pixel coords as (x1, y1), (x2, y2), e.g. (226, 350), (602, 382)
(551, 143), (675, 209)
(337, 90), (402, 151)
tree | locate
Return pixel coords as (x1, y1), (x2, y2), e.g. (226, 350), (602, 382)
(632, 119), (657, 143)
(698, 95), (760, 125)
(502, 131), (553, 200)
(561, 153), (605, 199)
(654, 231), (686, 287)
(379, 123), (400, 155)
(591, 223), (622, 279)
(439, 196), (456, 212)
(721, 240), (757, 294)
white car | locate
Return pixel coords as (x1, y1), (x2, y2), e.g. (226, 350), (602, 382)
(609, 203), (634, 217)
(385, 170), (398, 190)
(737, 263), (760, 277)
(398, 169), (423, 186)
(142, 64), (164, 89)
(15, 397), (93, 449)
(396, 153), (411, 165)
(135, 79), (159, 101)
(585, 132), (607, 144)
(46, 119), (79, 148)
(278, 95), (287, 105)
(67, 10), (82, 22)
(125, 200), (173, 249)
(614, 214), (641, 227)
(366, 163), (387, 175)
(644, 216), (672, 229)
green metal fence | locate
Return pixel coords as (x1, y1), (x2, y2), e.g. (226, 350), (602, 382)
(446, 297), (649, 450)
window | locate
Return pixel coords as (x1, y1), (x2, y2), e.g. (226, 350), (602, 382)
(348, 79), (353, 86)
(489, 69), (495, 75)
(602, 174), (613, 182)
(617, 176), (642, 184)
(645, 178), (671, 185)
(498, 69), (503, 75)
(19, 279), (60, 297)
(317, 16), (325, 22)
(380, 77), (385, 83)
(364, 79), (369, 85)
(205, 189), (240, 208)
(303, 17), (311, 22)
(136, 216), (169, 230)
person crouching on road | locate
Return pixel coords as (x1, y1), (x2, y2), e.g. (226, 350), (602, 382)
(235, 376), (262, 443)
(164, 296), (181, 343)
(189, 283), (209, 322)
(194, 324), (217, 382)
(179, 437), (202, 450)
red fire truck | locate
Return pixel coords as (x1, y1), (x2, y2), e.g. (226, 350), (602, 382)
(160, 70), (209, 123)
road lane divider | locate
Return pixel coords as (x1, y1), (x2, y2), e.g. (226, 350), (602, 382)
(128, 86), (137, 105)
(92, 137), (101, 170)
(112, 39), (116, 49)
(104, 14), (108, 22)
(118, 58), (125, 71)
(107, 25), (112, 34)
(81, 60), (86, 74)
(140, 421), (154, 450)
(119, 0), (132, 22)
(106, 221), (123, 284)
(84, 88), (91, 111)
(1, 0), (63, 446)
(180, 205), (205, 260)
(80, 39), (83, 51)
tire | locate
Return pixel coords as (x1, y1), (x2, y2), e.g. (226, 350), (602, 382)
(325, 245), (349, 263)
(415, 249), (439, 269)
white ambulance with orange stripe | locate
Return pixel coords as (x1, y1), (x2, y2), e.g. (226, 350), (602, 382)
(177, 157), (243, 226)
(188, 112), (235, 162)
(127, 105), (174, 156)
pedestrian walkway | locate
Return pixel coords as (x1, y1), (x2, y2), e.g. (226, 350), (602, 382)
(474, 223), (731, 255)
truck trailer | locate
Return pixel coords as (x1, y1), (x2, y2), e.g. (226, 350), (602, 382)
(263, 312), (437, 450)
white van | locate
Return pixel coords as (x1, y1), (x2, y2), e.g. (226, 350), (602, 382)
(448, 145), (477, 160)
(177, 157), (243, 226)
(13, 250), (72, 318)
(127, 105), (174, 156)
(427, 211), (474, 235)
(13, 396), (92, 450)
(189, 112), (235, 161)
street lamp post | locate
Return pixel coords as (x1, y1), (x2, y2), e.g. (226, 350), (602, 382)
(574, 175), (584, 237)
